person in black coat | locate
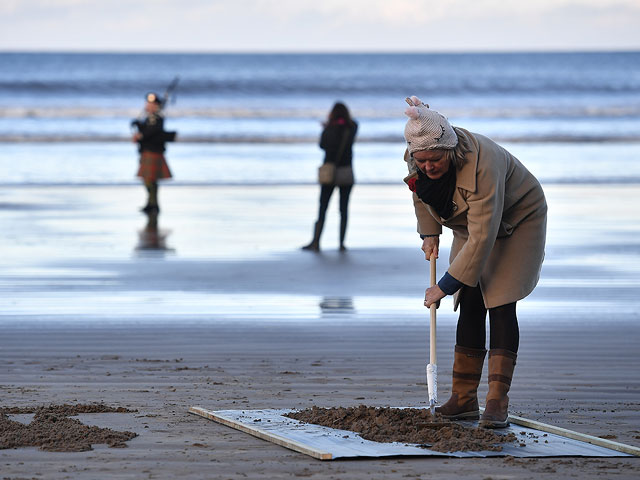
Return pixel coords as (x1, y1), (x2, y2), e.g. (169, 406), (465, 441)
(302, 102), (358, 252)
(131, 92), (176, 213)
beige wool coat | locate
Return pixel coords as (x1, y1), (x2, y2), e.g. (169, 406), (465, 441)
(404, 128), (547, 309)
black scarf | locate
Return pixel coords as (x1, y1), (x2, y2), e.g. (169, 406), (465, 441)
(414, 163), (457, 219)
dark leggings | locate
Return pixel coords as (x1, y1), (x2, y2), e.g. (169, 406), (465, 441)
(317, 184), (352, 222)
(145, 181), (158, 207)
(456, 285), (519, 353)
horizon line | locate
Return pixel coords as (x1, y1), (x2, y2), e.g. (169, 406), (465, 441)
(1, 47), (639, 55)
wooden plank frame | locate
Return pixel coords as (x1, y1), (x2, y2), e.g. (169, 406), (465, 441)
(188, 406), (333, 460)
(505, 412), (640, 457)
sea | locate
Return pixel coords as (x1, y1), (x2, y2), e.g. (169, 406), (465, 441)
(2, 52), (640, 326)
(0, 51), (639, 186)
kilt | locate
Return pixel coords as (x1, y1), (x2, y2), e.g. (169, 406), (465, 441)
(137, 151), (172, 182)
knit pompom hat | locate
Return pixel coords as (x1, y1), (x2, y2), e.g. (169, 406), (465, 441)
(404, 96), (458, 154)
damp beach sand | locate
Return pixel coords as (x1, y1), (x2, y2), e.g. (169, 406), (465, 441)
(1, 183), (639, 479)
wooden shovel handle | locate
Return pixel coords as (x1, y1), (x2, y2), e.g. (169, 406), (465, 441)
(429, 253), (437, 365)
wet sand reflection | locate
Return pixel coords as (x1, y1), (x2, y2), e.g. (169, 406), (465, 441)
(135, 211), (174, 254)
(319, 296), (355, 314)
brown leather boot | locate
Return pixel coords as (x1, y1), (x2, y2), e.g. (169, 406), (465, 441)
(479, 349), (517, 429)
(435, 345), (487, 420)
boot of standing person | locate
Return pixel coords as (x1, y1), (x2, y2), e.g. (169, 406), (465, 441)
(142, 181), (159, 213)
(479, 348), (517, 428)
(302, 220), (324, 252)
(339, 215), (347, 251)
(435, 345), (486, 420)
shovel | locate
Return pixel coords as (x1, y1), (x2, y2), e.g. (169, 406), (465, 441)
(426, 253), (438, 416)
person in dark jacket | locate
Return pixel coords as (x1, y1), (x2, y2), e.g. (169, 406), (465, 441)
(131, 92), (175, 213)
(302, 102), (358, 252)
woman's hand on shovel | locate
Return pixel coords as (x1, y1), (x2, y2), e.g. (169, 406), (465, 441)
(421, 236), (439, 261)
(424, 285), (445, 309)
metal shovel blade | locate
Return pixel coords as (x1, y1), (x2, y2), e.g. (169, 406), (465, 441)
(427, 362), (437, 415)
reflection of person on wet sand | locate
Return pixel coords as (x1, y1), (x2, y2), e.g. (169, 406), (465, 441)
(135, 210), (173, 252)
(131, 92), (176, 214)
(403, 96), (547, 429)
(319, 296), (354, 313)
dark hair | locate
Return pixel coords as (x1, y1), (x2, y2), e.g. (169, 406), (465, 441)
(328, 102), (354, 127)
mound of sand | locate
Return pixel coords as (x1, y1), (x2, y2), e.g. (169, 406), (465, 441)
(286, 405), (516, 453)
(0, 404), (137, 452)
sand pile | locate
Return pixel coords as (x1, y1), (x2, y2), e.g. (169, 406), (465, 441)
(0, 404), (137, 452)
(286, 405), (516, 453)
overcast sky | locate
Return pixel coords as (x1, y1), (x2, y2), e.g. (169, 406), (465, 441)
(1, 0), (639, 52)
